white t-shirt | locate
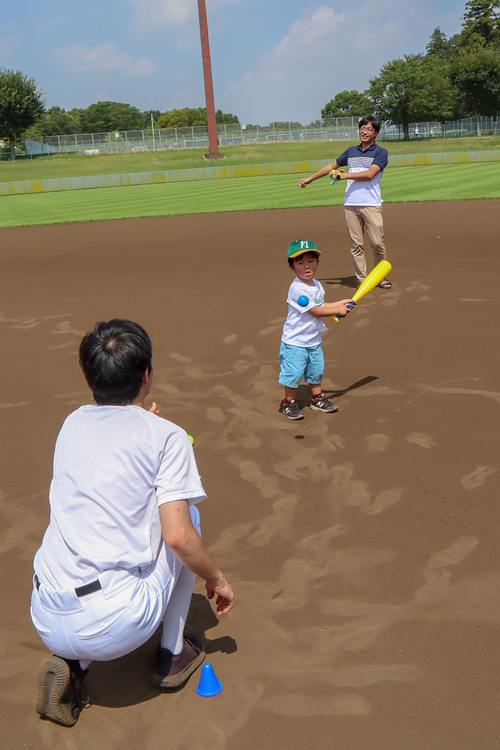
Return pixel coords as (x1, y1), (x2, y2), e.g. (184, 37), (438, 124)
(281, 278), (328, 347)
(344, 170), (384, 206)
(336, 143), (388, 207)
(34, 405), (206, 589)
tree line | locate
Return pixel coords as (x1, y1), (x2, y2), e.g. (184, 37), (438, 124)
(24, 103), (239, 139)
(1, 0), (499, 157)
(0, 84), (239, 159)
(322, 0), (500, 138)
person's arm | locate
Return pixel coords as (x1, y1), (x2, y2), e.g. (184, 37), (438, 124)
(333, 164), (381, 182)
(308, 299), (355, 318)
(299, 160), (340, 187)
(160, 499), (234, 615)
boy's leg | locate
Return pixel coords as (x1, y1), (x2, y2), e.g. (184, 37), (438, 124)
(282, 386), (304, 420)
(344, 206), (367, 283)
(279, 343), (305, 420)
(309, 387), (338, 413)
(306, 346), (338, 413)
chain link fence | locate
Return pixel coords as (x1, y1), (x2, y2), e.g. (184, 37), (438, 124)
(19, 116), (500, 158)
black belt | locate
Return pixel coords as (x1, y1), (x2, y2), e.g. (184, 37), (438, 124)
(34, 574), (102, 598)
(75, 580), (102, 597)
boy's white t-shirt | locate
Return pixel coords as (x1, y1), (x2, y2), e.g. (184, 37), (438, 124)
(281, 278), (328, 347)
(34, 405), (206, 590)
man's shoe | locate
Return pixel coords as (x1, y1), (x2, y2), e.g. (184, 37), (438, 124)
(310, 394), (338, 413)
(282, 399), (304, 420)
(35, 655), (89, 727)
(152, 636), (205, 688)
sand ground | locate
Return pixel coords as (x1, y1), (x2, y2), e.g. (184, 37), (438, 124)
(0, 201), (499, 750)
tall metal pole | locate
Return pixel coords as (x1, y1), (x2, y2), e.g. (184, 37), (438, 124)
(197, 0), (225, 160)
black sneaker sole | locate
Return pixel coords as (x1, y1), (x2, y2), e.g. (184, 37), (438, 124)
(36, 656), (77, 727)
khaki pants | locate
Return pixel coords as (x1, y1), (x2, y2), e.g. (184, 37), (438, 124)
(344, 205), (386, 283)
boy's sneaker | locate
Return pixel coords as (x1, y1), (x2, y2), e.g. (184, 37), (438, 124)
(152, 635), (205, 689)
(310, 393), (338, 413)
(35, 655), (89, 727)
(282, 399), (304, 420)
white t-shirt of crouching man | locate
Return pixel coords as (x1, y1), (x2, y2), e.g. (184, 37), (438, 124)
(34, 404), (206, 592)
(281, 277), (328, 348)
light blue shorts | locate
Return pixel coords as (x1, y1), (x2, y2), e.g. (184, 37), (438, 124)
(279, 342), (324, 388)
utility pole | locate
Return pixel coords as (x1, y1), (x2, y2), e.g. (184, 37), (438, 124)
(197, 0), (225, 160)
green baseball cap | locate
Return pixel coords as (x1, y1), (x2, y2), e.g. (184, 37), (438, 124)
(287, 239), (321, 261)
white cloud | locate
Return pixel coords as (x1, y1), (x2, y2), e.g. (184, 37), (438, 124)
(270, 5), (345, 61)
(128, 0), (237, 35)
(129, 0), (193, 29)
(228, 5), (345, 114)
(53, 42), (157, 76)
(0, 33), (23, 62)
(225, 0), (465, 122)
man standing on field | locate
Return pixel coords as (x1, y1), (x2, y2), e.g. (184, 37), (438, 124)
(299, 116), (392, 289)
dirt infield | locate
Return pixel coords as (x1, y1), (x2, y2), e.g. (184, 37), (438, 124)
(1, 200), (499, 750)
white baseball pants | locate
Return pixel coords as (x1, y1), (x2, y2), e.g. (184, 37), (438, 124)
(31, 507), (200, 668)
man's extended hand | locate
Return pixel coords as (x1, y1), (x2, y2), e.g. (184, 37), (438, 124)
(206, 575), (234, 615)
(148, 402), (160, 415)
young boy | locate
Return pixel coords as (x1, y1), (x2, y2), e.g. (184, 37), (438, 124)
(279, 239), (354, 420)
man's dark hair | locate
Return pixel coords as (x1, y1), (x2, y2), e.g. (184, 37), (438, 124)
(358, 115), (381, 134)
(79, 319), (152, 405)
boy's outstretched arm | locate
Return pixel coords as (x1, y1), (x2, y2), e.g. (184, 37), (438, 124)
(309, 299), (354, 318)
(299, 160), (340, 187)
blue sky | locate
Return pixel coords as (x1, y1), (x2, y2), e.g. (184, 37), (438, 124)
(1, 0), (466, 124)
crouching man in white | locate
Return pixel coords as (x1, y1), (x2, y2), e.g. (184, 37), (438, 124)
(31, 319), (234, 727)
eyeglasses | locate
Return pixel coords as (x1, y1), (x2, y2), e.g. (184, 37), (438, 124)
(360, 128), (375, 133)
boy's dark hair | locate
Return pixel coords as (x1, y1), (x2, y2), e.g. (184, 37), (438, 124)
(358, 115), (381, 134)
(79, 319), (152, 405)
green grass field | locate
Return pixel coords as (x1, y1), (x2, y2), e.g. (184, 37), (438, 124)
(1, 136), (500, 183)
(1, 161), (499, 228)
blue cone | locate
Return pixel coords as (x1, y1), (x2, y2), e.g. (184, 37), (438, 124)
(196, 662), (223, 697)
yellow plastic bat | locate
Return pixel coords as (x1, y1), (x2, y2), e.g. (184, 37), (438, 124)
(333, 260), (392, 323)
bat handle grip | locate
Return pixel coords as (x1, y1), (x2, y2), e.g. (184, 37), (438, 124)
(332, 301), (355, 324)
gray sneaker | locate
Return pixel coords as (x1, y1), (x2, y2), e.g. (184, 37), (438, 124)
(282, 399), (304, 420)
(35, 655), (89, 727)
(310, 394), (338, 413)
(152, 636), (205, 688)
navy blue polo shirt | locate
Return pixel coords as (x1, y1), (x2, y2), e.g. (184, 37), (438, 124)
(336, 142), (388, 206)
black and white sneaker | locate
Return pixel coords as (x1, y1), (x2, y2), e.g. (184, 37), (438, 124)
(310, 394), (338, 413)
(282, 399), (304, 420)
